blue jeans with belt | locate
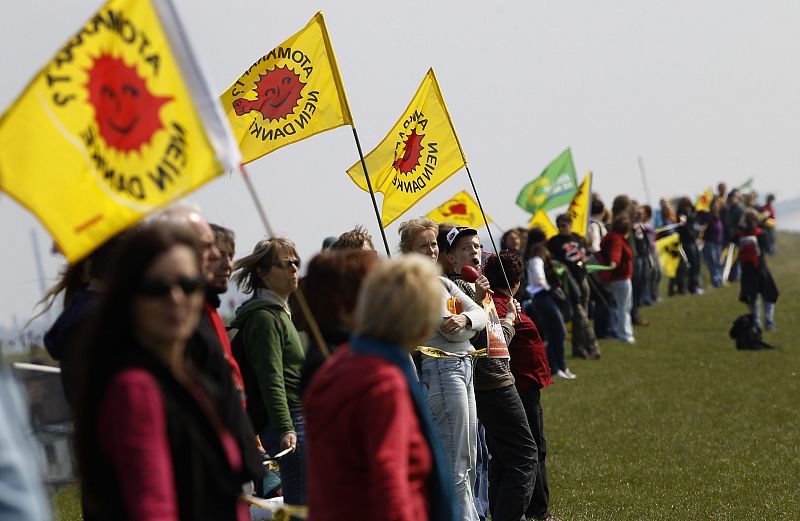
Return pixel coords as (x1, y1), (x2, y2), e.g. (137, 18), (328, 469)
(421, 355), (479, 521)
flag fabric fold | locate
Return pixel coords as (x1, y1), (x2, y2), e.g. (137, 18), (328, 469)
(346, 68), (467, 227)
(0, 0), (238, 262)
(220, 11), (352, 164)
(527, 209), (558, 240)
(565, 172), (592, 239)
(516, 148), (577, 214)
(426, 191), (488, 228)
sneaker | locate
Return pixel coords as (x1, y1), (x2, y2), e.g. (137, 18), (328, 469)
(765, 322), (776, 331)
(563, 368), (577, 379)
(691, 288), (705, 295)
(553, 370), (570, 380)
(619, 336), (636, 344)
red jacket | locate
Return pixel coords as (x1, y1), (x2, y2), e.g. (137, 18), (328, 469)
(304, 348), (432, 521)
(493, 295), (552, 391)
(600, 230), (633, 281)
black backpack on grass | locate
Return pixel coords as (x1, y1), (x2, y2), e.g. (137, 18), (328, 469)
(729, 314), (775, 350)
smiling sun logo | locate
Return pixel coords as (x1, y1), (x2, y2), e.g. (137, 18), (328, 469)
(393, 128), (425, 174)
(232, 65), (306, 122)
(85, 54), (172, 153)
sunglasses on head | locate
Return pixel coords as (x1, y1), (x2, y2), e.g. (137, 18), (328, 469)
(273, 258), (301, 269)
(137, 276), (204, 298)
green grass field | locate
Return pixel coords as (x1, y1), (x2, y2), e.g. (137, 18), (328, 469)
(543, 231), (799, 520)
(52, 232), (799, 520)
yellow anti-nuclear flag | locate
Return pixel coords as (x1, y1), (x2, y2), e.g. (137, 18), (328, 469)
(347, 69), (467, 227)
(426, 191), (489, 228)
(695, 186), (713, 213)
(528, 209), (557, 240)
(0, 0), (240, 262)
(565, 172), (592, 239)
(221, 12), (352, 164)
(656, 233), (683, 278)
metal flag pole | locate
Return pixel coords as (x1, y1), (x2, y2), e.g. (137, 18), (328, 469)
(638, 156), (653, 206)
(350, 126), (392, 257)
(238, 164), (330, 358)
(464, 164), (512, 292)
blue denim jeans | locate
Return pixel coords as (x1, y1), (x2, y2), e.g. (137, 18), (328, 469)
(261, 410), (306, 518)
(420, 355), (479, 521)
(607, 279), (634, 342)
(703, 242), (724, 287)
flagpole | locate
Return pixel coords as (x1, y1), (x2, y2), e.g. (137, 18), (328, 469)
(637, 156), (653, 206)
(350, 126), (392, 257)
(238, 164), (330, 358)
(464, 164), (512, 292)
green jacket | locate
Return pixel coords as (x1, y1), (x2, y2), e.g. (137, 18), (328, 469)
(231, 297), (304, 437)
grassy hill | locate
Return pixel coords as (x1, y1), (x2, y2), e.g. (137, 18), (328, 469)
(543, 231), (799, 519)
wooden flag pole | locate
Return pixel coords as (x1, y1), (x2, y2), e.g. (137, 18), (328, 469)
(464, 164), (512, 292)
(239, 164), (330, 358)
(638, 156), (653, 206)
(350, 126), (392, 257)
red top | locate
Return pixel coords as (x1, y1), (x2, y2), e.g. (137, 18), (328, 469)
(493, 296), (552, 391)
(304, 348), (431, 521)
(97, 369), (248, 521)
(600, 230), (633, 281)
(203, 303), (246, 404)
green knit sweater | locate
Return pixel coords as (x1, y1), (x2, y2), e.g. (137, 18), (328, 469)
(231, 297), (305, 437)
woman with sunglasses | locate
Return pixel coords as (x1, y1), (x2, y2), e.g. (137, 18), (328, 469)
(230, 238), (306, 511)
(74, 223), (253, 520)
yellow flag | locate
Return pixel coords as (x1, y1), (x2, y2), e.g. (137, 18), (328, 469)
(426, 191), (489, 228)
(0, 0), (240, 262)
(656, 233), (683, 278)
(528, 209), (557, 239)
(347, 69), (467, 227)
(695, 186), (713, 212)
(565, 172), (592, 239)
(221, 12), (352, 164)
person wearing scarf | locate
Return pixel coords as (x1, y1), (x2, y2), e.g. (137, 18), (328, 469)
(304, 255), (456, 521)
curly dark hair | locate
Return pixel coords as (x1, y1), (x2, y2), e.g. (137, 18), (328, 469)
(484, 251), (525, 291)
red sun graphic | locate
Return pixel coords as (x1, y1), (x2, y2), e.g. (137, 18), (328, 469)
(85, 54), (172, 153)
(393, 129), (424, 174)
(232, 65), (305, 122)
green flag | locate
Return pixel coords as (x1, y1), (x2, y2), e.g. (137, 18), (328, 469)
(516, 148), (578, 214)
(737, 177), (754, 191)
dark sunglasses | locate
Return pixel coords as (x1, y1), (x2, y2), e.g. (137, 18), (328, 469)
(273, 258), (301, 269)
(137, 276), (204, 298)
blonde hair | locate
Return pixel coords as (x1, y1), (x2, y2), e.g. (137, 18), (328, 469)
(398, 217), (438, 254)
(355, 255), (442, 347)
(231, 237), (298, 294)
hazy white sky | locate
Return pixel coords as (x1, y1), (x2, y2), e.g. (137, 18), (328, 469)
(1, 0), (799, 330)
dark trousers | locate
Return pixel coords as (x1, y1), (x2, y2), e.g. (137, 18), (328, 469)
(518, 386), (551, 520)
(529, 292), (567, 374)
(476, 384), (537, 521)
(631, 256), (649, 320)
(683, 241), (701, 293)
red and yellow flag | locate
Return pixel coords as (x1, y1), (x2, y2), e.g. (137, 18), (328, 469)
(0, 0), (240, 262)
(346, 69), (467, 227)
(426, 191), (489, 228)
(221, 12), (352, 164)
(565, 172), (592, 239)
(695, 187), (713, 213)
(528, 209), (558, 240)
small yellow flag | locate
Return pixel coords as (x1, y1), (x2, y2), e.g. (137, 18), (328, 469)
(221, 12), (352, 164)
(565, 172), (592, 239)
(0, 0), (240, 262)
(695, 186), (713, 213)
(347, 69), (467, 227)
(528, 209), (558, 240)
(426, 191), (488, 228)
(656, 233), (683, 278)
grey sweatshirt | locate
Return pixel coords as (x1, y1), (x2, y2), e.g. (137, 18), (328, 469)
(421, 277), (488, 354)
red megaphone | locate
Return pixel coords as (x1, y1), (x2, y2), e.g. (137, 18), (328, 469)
(460, 265), (480, 283)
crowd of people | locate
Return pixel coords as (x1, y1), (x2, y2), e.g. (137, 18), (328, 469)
(21, 181), (779, 521)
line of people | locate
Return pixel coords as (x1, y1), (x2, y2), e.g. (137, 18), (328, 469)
(35, 180), (779, 521)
